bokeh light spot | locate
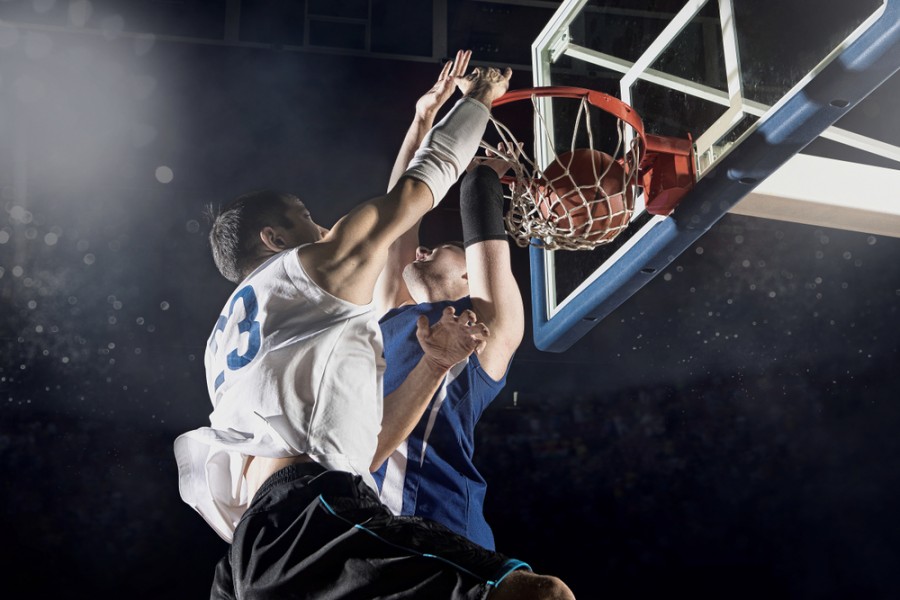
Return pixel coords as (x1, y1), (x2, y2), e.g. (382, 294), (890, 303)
(155, 166), (174, 184)
(10, 205), (33, 224)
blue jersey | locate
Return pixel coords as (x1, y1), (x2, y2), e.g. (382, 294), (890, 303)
(373, 297), (507, 550)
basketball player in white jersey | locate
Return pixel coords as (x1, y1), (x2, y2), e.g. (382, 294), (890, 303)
(174, 51), (576, 600)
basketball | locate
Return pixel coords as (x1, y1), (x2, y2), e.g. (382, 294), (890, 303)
(536, 148), (635, 243)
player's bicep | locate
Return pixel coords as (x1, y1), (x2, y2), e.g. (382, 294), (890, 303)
(299, 180), (434, 305)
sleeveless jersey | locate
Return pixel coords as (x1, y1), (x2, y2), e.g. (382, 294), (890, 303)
(174, 248), (385, 542)
(373, 298), (507, 550)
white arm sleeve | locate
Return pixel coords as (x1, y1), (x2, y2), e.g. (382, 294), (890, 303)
(404, 97), (491, 208)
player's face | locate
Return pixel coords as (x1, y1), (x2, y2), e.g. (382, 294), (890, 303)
(402, 244), (468, 301)
(411, 244), (466, 273)
(282, 198), (328, 245)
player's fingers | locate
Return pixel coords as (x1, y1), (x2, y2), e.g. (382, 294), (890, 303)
(455, 50), (471, 76)
(466, 323), (490, 339)
(439, 58), (454, 80)
(501, 67), (513, 81)
(463, 309), (477, 325)
(442, 306), (457, 320)
(465, 335), (485, 352)
(416, 315), (430, 337)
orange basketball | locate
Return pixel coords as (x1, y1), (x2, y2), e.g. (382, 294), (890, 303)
(536, 149), (635, 243)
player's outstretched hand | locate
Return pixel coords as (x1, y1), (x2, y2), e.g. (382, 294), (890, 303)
(456, 64), (512, 109)
(417, 306), (490, 372)
(467, 141), (523, 176)
(416, 49), (472, 120)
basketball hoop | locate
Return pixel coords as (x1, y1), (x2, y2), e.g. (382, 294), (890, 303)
(484, 86), (696, 251)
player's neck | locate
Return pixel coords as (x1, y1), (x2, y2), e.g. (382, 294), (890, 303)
(411, 285), (468, 305)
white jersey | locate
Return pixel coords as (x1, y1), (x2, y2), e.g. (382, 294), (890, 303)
(174, 248), (385, 542)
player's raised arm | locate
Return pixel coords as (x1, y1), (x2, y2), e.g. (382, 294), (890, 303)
(374, 50), (473, 317)
(461, 148), (525, 381)
(298, 63), (512, 307)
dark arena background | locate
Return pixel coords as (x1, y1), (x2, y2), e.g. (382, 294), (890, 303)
(1, 2), (899, 599)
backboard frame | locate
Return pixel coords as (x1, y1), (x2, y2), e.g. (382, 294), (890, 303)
(528, 0), (900, 353)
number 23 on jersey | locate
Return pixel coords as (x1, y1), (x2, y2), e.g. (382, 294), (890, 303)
(208, 285), (262, 390)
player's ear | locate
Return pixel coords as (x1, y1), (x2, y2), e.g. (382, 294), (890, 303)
(259, 226), (286, 252)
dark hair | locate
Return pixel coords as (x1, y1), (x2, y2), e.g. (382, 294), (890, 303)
(207, 190), (296, 283)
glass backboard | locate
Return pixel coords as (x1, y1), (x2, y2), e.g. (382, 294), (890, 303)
(523, 0), (900, 352)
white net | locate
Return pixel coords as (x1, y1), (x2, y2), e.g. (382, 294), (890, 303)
(483, 95), (643, 251)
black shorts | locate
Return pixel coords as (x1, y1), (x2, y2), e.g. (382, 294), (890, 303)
(211, 463), (528, 600)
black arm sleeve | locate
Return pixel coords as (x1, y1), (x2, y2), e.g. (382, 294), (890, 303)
(460, 165), (507, 248)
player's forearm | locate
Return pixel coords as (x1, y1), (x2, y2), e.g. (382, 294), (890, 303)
(460, 163), (524, 377)
(388, 111), (437, 191)
(376, 113), (435, 314)
(371, 357), (448, 470)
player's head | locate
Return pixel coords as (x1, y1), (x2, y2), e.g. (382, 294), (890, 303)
(208, 189), (327, 283)
(402, 241), (468, 302)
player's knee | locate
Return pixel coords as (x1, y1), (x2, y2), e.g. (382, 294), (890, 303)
(490, 570), (576, 600)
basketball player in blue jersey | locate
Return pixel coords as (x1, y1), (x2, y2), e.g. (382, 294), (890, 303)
(373, 54), (524, 551)
(175, 51), (575, 600)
